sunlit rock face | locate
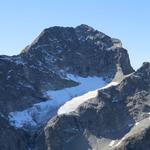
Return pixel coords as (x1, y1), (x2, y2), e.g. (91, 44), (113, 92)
(0, 24), (135, 150)
(111, 38), (122, 48)
(0, 24), (133, 116)
(0, 116), (28, 150)
(35, 63), (150, 150)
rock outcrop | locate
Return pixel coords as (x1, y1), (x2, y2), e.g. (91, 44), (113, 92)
(0, 24), (136, 150)
(0, 115), (28, 150)
(37, 62), (150, 150)
(0, 24), (133, 115)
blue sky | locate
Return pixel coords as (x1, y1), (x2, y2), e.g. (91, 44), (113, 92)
(0, 0), (150, 69)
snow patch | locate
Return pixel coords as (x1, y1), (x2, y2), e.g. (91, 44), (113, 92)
(6, 75), (11, 80)
(115, 137), (125, 147)
(109, 140), (116, 147)
(135, 122), (139, 126)
(58, 90), (98, 115)
(58, 81), (119, 115)
(9, 111), (37, 128)
(101, 81), (118, 89)
(14, 57), (26, 65)
(8, 75), (106, 129)
(0, 112), (5, 118)
(128, 123), (133, 127)
(112, 97), (119, 103)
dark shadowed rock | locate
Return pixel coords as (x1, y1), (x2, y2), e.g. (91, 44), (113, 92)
(0, 116), (28, 150)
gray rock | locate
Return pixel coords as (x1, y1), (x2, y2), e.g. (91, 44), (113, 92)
(0, 24), (134, 150)
(0, 116), (28, 150)
(114, 118), (150, 150)
(38, 62), (150, 150)
(0, 24), (133, 115)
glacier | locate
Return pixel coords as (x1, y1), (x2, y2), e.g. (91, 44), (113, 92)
(8, 75), (107, 129)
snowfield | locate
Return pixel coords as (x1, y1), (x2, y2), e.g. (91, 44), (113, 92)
(58, 81), (119, 115)
(57, 90), (98, 115)
(8, 75), (107, 129)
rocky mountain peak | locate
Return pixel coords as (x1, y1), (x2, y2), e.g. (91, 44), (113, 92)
(0, 25), (134, 116)
(22, 24), (110, 54)
(76, 24), (94, 30)
(136, 62), (150, 75)
(20, 25), (133, 78)
(122, 62), (150, 90)
(0, 24), (138, 150)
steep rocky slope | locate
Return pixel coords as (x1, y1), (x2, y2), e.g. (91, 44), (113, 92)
(114, 118), (150, 150)
(0, 115), (28, 150)
(36, 62), (150, 150)
(0, 24), (135, 149)
(0, 25), (133, 125)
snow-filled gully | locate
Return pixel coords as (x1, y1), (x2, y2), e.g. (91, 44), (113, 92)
(8, 74), (119, 129)
(58, 81), (118, 115)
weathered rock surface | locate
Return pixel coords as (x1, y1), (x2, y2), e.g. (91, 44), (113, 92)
(0, 24), (136, 150)
(0, 115), (28, 150)
(37, 62), (150, 150)
(0, 24), (133, 115)
(114, 118), (150, 150)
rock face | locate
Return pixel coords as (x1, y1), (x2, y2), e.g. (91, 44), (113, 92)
(0, 24), (136, 150)
(21, 25), (132, 77)
(114, 118), (150, 150)
(0, 115), (28, 150)
(36, 62), (150, 150)
(0, 24), (133, 115)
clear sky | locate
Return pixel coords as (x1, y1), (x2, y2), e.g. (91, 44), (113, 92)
(0, 0), (150, 69)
